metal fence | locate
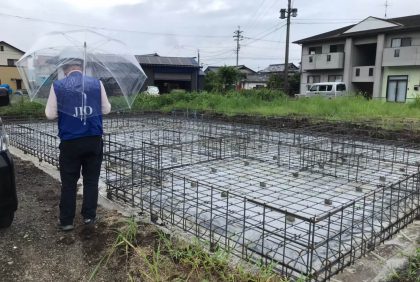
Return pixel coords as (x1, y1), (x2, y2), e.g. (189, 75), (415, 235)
(5, 113), (420, 281)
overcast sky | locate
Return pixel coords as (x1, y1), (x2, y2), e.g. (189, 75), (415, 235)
(1, 0), (420, 71)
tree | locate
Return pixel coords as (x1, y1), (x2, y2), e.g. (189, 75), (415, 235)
(218, 66), (242, 91)
(267, 73), (300, 96)
(204, 66), (242, 92)
(204, 71), (221, 92)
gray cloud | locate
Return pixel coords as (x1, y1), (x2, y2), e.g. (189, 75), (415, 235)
(1, 0), (419, 71)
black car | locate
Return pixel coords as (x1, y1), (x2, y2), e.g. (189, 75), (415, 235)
(0, 117), (17, 228)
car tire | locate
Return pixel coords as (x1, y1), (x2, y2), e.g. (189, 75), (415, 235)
(0, 212), (14, 228)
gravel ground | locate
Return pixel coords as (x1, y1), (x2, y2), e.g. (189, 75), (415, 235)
(0, 157), (127, 282)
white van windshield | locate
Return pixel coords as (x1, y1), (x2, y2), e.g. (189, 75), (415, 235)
(309, 85), (318, 91)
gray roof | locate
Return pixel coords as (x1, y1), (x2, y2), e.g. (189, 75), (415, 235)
(204, 65), (256, 74)
(136, 53), (199, 67)
(0, 41), (24, 54)
(294, 14), (420, 44)
(259, 63), (299, 73)
(243, 74), (270, 83)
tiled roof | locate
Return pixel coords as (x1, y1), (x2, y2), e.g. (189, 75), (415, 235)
(136, 54), (199, 67)
(294, 14), (420, 44)
(259, 63), (299, 73)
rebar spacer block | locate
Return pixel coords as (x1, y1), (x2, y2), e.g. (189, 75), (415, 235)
(286, 215), (295, 223)
(324, 199), (332, 205)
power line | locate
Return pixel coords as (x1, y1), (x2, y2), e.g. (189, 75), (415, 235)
(242, 23), (287, 47)
(0, 11), (233, 39)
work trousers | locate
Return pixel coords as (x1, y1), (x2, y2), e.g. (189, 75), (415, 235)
(58, 135), (103, 225)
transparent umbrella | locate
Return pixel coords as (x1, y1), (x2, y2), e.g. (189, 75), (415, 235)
(16, 29), (147, 118)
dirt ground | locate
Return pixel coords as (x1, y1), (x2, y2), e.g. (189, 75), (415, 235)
(0, 157), (130, 282)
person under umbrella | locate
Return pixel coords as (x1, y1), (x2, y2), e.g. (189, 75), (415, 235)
(45, 48), (111, 231)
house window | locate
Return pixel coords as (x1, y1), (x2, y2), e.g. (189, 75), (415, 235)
(327, 54), (331, 62)
(329, 44), (344, 53)
(355, 68), (360, 77)
(328, 75), (343, 82)
(7, 59), (17, 66)
(307, 75), (321, 84)
(309, 56), (313, 63)
(368, 68), (374, 76)
(394, 49), (400, 57)
(387, 75), (408, 103)
(309, 46), (322, 55)
(391, 37), (412, 47)
(0, 46), (3, 51)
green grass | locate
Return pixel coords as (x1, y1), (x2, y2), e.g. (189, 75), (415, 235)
(4, 91), (420, 130)
(132, 91), (420, 122)
(92, 217), (289, 282)
(388, 248), (420, 282)
(132, 91), (420, 129)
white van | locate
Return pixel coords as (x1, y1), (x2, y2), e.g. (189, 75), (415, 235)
(305, 82), (347, 98)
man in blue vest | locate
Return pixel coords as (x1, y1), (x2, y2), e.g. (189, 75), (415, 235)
(45, 52), (111, 231)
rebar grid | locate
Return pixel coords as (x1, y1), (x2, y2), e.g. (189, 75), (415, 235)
(5, 114), (420, 281)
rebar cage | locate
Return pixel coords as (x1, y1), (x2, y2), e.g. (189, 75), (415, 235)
(5, 113), (420, 281)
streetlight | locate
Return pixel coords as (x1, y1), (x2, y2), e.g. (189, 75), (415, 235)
(280, 1), (297, 95)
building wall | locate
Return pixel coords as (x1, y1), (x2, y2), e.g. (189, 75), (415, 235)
(301, 40), (346, 55)
(0, 44), (23, 66)
(139, 65), (200, 93)
(381, 66), (420, 101)
(0, 67), (22, 90)
(384, 31), (420, 47)
(0, 44), (24, 91)
(242, 82), (267, 90)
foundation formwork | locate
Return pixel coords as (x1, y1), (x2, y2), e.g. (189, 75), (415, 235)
(5, 114), (420, 281)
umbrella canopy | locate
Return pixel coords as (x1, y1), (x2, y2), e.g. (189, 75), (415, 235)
(16, 30), (147, 117)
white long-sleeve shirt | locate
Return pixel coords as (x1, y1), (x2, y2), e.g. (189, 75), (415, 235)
(45, 72), (111, 120)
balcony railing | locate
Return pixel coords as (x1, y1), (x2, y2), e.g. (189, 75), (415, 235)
(382, 46), (420, 66)
(302, 52), (344, 70)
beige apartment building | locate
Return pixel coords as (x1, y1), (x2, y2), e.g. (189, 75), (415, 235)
(294, 14), (420, 102)
(0, 41), (24, 91)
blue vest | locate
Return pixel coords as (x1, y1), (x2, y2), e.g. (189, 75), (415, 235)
(53, 72), (103, 141)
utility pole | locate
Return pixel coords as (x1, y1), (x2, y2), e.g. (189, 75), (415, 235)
(233, 26), (244, 67)
(280, 1), (297, 94)
(197, 49), (200, 92)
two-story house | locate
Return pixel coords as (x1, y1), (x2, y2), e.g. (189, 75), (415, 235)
(294, 14), (420, 102)
(0, 41), (24, 91)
